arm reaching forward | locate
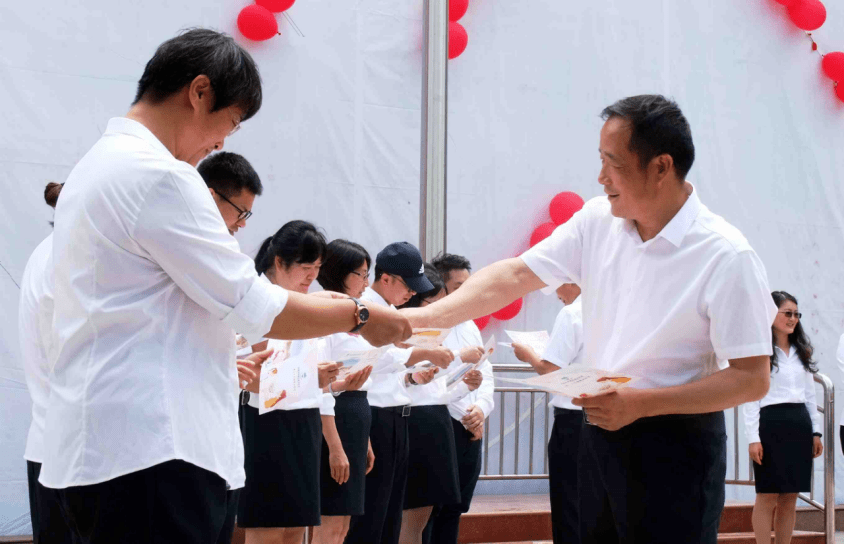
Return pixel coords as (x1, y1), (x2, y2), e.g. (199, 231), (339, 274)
(402, 258), (546, 329)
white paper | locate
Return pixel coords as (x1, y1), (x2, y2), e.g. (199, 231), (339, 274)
(498, 342), (512, 348)
(403, 328), (452, 348)
(446, 335), (496, 390)
(235, 333), (253, 357)
(258, 349), (319, 414)
(496, 367), (638, 398)
(504, 330), (550, 356)
(336, 345), (392, 377)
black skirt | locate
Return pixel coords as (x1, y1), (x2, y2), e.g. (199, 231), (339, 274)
(753, 403), (814, 493)
(404, 405), (461, 509)
(238, 403), (322, 527)
(321, 391), (372, 516)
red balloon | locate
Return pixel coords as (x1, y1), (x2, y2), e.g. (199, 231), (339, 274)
(549, 191), (585, 225)
(530, 221), (557, 247)
(822, 52), (844, 81)
(492, 298), (523, 321)
(473, 314), (491, 331)
(788, 0), (826, 31)
(836, 83), (844, 103)
(449, 22), (468, 59)
(237, 5), (278, 41)
(450, 0), (469, 21)
(257, 0), (295, 13)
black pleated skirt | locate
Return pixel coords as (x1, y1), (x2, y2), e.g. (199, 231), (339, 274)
(404, 405), (461, 509)
(238, 403), (322, 527)
(753, 403), (813, 493)
(321, 391), (372, 516)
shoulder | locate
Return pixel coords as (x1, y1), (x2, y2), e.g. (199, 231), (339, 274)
(692, 204), (754, 256)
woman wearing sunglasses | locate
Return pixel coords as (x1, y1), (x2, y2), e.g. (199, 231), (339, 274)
(743, 291), (822, 544)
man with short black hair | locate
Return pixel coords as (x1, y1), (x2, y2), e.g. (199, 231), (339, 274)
(404, 95), (777, 543)
(198, 151), (262, 234)
(44, 29), (410, 544)
(431, 253), (472, 295)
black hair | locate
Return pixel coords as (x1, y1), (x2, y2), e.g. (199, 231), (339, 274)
(317, 239), (372, 295)
(44, 182), (63, 209)
(254, 220), (327, 276)
(431, 252), (471, 284)
(399, 264), (444, 309)
(600, 94), (695, 180)
(134, 28), (262, 121)
(197, 152), (263, 197)
(770, 291), (817, 374)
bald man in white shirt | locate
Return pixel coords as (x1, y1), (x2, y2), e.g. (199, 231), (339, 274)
(403, 95), (776, 544)
(44, 29), (410, 544)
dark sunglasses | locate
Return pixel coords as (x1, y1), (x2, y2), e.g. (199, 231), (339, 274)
(779, 311), (802, 319)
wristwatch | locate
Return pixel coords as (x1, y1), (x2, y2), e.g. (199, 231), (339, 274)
(350, 297), (369, 333)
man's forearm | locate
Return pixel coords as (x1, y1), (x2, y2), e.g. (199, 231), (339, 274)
(266, 292), (357, 340)
(636, 356), (770, 417)
(408, 258), (546, 328)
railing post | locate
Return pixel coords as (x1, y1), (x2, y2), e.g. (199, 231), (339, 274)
(817, 373), (835, 542)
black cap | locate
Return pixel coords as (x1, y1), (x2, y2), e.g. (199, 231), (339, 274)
(376, 242), (434, 294)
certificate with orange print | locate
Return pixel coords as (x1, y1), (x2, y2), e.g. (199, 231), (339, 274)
(403, 328), (452, 348)
(259, 349), (319, 414)
(497, 367), (638, 398)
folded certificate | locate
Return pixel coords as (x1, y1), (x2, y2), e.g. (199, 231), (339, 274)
(496, 367), (638, 398)
(504, 330), (550, 356)
(403, 328), (452, 348)
(259, 349), (319, 414)
(336, 346), (392, 377)
(445, 335), (496, 390)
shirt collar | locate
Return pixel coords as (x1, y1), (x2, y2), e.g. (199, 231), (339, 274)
(105, 118), (174, 158)
(362, 287), (391, 308)
(654, 183), (702, 248)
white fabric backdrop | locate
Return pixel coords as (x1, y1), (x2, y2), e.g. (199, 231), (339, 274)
(1, 0), (843, 534)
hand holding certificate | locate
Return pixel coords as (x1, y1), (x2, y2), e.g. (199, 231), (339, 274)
(446, 335), (496, 391)
(496, 367), (638, 399)
(259, 349), (319, 414)
(504, 330), (550, 356)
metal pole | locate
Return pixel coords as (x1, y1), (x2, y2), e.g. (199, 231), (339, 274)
(419, 0), (448, 260)
(817, 373), (835, 542)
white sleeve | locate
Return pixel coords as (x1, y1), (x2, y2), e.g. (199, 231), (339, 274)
(133, 171), (288, 340)
(804, 372), (822, 435)
(743, 400), (762, 444)
(519, 198), (599, 294)
(542, 309), (577, 369)
(320, 393), (336, 417)
(473, 360), (496, 419)
(704, 251), (777, 361)
(383, 346), (414, 373)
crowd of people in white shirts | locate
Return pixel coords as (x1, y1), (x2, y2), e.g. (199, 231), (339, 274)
(15, 26), (844, 544)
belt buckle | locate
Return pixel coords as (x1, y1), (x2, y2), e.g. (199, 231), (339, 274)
(241, 392), (249, 406)
(402, 406), (411, 417)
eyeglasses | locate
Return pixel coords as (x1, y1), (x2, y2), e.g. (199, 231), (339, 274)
(391, 274), (415, 295)
(779, 311), (802, 319)
(229, 111), (242, 137)
(217, 192), (252, 221)
(349, 269), (369, 279)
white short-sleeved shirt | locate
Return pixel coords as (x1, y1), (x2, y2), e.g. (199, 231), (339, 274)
(360, 287), (412, 408)
(42, 118), (289, 489)
(521, 186), (777, 391)
(445, 321), (495, 421)
(541, 299), (584, 411)
(742, 345), (822, 443)
(19, 235), (54, 463)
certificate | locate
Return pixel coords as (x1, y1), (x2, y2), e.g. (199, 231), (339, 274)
(445, 335), (496, 391)
(336, 346), (392, 377)
(504, 329), (550, 356)
(259, 349), (319, 414)
(497, 367), (637, 398)
(403, 328), (452, 348)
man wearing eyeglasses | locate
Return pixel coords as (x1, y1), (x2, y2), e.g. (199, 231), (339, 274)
(198, 151), (260, 235)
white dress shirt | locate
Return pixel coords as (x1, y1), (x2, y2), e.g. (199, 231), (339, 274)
(446, 321), (495, 421)
(837, 334), (844, 423)
(42, 118), (288, 489)
(521, 186), (776, 391)
(19, 235), (54, 463)
(542, 298), (584, 411)
(743, 345), (822, 443)
(246, 338), (326, 410)
(360, 287), (413, 408)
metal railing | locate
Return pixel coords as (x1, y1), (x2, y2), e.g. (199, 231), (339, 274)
(480, 365), (836, 541)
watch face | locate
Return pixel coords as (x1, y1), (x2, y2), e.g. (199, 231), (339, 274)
(358, 307), (370, 323)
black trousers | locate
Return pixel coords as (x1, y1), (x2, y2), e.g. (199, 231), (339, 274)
(27, 461), (72, 544)
(345, 406), (410, 544)
(421, 417), (483, 544)
(54, 459), (239, 544)
(549, 408), (582, 544)
(579, 411), (727, 544)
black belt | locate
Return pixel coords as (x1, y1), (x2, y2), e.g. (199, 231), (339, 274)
(339, 391), (367, 399)
(375, 405), (412, 417)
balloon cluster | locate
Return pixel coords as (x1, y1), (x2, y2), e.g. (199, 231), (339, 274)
(473, 191), (585, 331)
(237, 0), (295, 42)
(771, 0), (844, 102)
(449, 0), (469, 59)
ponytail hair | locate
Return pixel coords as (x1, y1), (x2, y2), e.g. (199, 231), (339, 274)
(44, 182), (64, 209)
(254, 220), (327, 276)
